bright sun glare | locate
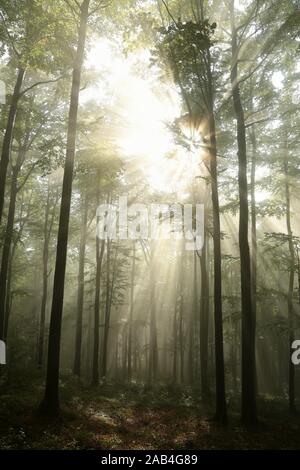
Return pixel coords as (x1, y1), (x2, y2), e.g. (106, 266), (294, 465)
(84, 37), (275, 200)
(84, 38), (185, 192)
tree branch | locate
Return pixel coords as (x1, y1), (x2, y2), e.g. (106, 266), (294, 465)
(0, 10), (21, 57)
(18, 75), (67, 98)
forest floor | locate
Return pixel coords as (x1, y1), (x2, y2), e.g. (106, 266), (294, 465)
(0, 375), (300, 450)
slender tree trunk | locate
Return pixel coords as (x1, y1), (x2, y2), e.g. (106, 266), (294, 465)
(249, 80), (257, 339)
(284, 140), (296, 414)
(297, 247), (300, 307)
(4, 194), (30, 340)
(92, 227), (105, 386)
(128, 241), (136, 381)
(230, 1), (256, 424)
(0, 165), (19, 340)
(39, 0), (90, 415)
(115, 329), (119, 379)
(179, 290), (184, 385)
(206, 49), (227, 420)
(200, 233), (210, 399)
(122, 325), (128, 379)
(148, 241), (158, 384)
(101, 237), (119, 379)
(231, 319), (238, 394)
(208, 113), (227, 422)
(188, 252), (197, 385)
(73, 189), (88, 376)
(101, 239), (111, 379)
(250, 127), (257, 334)
(177, 245), (185, 385)
(3, 255), (13, 341)
(249, 123), (259, 396)
(0, 68), (25, 225)
(133, 326), (138, 376)
(38, 187), (51, 368)
(172, 291), (178, 384)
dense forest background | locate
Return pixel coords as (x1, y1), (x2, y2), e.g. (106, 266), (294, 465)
(0, 0), (300, 450)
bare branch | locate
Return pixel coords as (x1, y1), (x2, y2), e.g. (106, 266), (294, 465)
(62, 0), (81, 20)
(88, 0), (113, 17)
(18, 75), (67, 98)
(16, 162), (38, 193)
(161, 0), (178, 27)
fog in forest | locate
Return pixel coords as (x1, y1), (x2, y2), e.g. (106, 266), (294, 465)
(0, 0), (300, 451)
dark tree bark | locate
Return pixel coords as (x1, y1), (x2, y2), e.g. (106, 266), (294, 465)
(179, 292), (184, 384)
(188, 251), (197, 385)
(0, 68), (25, 225)
(199, 233), (210, 399)
(101, 239), (111, 379)
(101, 240), (119, 379)
(39, 0), (90, 416)
(148, 241), (159, 384)
(38, 184), (58, 368)
(0, 146), (24, 340)
(4, 193), (31, 340)
(250, 126), (257, 330)
(249, 81), (257, 335)
(206, 48), (227, 421)
(133, 327), (138, 377)
(128, 241), (136, 381)
(172, 290), (179, 384)
(0, 181), (17, 340)
(92, 178), (105, 386)
(73, 189), (88, 377)
(38, 187), (50, 367)
(230, 2), (256, 424)
(92, 232), (105, 386)
(122, 324), (128, 379)
(208, 113), (227, 423)
(284, 139), (296, 414)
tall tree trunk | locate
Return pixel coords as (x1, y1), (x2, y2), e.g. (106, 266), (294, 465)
(284, 140), (296, 414)
(0, 165), (19, 340)
(38, 187), (51, 368)
(200, 233), (210, 399)
(102, 240), (119, 378)
(0, 68), (25, 225)
(128, 241), (136, 381)
(3, 255), (13, 341)
(101, 239), (111, 379)
(249, 80), (257, 335)
(4, 193), (30, 340)
(122, 324), (128, 380)
(179, 289), (184, 384)
(92, 180), (101, 386)
(188, 252), (197, 385)
(38, 184), (58, 368)
(206, 50), (227, 422)
(133, 325), (138, 376)
(172, 290), (178, 384)
(39, 0), (90, 416)
(249, 123), (258, 396)
(92, 214), (105, 386)
(73, 189), (88, 376)
(230, 1), (256, 424)
(148, 240), (158, 384)
(250, 126), (257, 334)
